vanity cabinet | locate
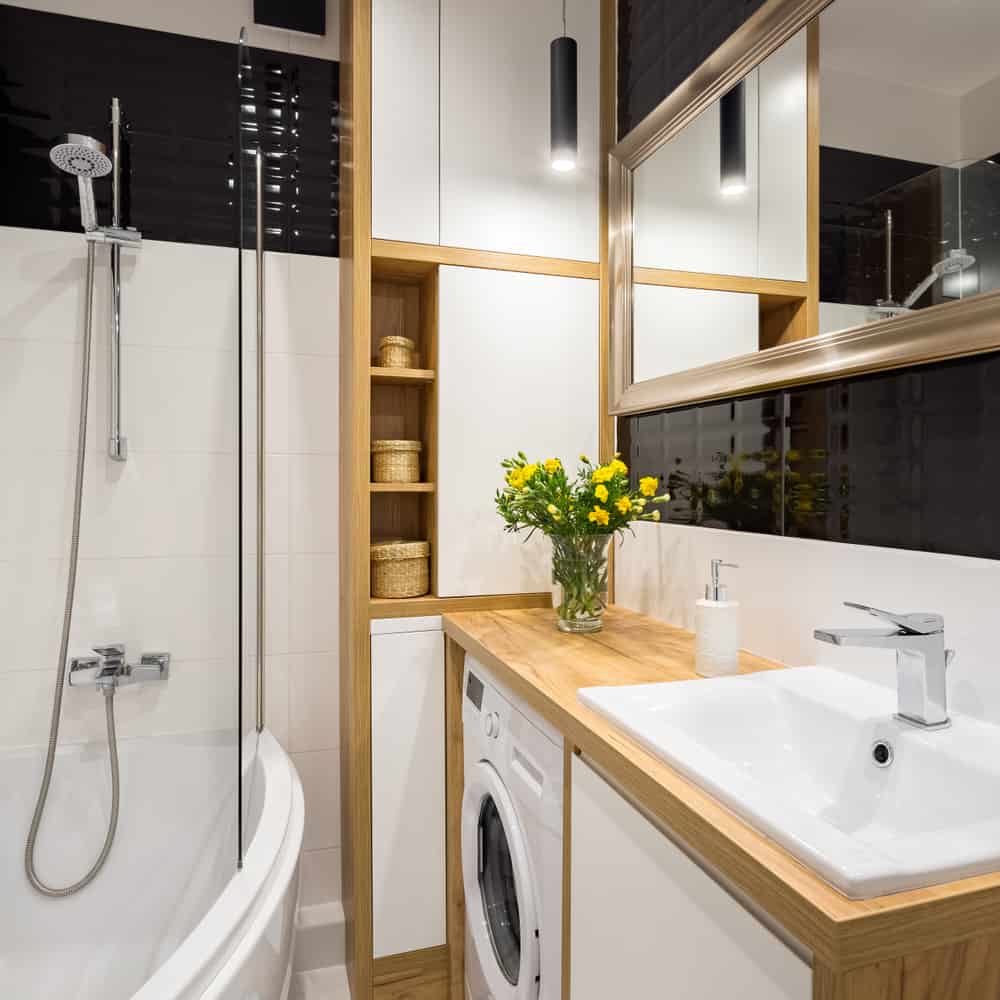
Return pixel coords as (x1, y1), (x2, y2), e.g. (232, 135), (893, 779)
(439, 0), (600, 261)
(372, 0), (440, 244)
(370, 616), (446, 958)
(436, 265), (599, 597)
(570, 755), (812, 1000)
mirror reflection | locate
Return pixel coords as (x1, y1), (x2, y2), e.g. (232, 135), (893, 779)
(629, 0), (1000, 385)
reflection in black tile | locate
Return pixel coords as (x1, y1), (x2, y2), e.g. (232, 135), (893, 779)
(785, 356), (1000, 558)
(623, 351), (1000, 560)
(0, 5), (338, 255)
(621, 393), (783, 534)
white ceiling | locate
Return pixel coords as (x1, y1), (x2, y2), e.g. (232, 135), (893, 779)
(821, 0), (1000, 96)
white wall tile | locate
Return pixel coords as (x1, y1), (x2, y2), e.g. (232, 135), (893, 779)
(292, 748), (342, 852)
(289, 454), (338, 554)
(287, 255), (340, 358)
(288, 652), (339, 752)
(287, 354), (339, 455)
(299, 846), (342, 906)
(288, 555), (339, 653)
(265, 653), (291, 749)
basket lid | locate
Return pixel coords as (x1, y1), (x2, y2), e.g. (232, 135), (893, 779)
(371, 439), (422, 453)
(379, 335), (416, 349)
(371, 539), (431, 561)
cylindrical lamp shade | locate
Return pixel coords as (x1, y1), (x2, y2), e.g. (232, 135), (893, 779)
(550, 35), (578, 171)
(720, 79), (747, 195)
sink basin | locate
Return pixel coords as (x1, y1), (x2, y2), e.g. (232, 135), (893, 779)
(579, 667), (1000, 899)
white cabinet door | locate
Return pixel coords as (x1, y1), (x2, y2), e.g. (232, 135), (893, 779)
(758, 28), (808, 281)
(437, 266), (599, 598)
(632, 284), (759, 383)
(371, 617), (446, 958)
(373, 0), (439, 244)
(440, 0), (600, 261)
(570, 757), (812, 1000)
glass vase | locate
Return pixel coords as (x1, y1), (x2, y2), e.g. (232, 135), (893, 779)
(550, 534), (611, 634)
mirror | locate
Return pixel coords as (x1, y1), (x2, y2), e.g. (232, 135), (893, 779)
(611, 0), (1000, 414)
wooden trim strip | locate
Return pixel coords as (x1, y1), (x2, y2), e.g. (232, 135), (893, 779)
(805, 18), (820, 339)
(444, 637), (467, 1000)
(633, 266), (808, 299)
(368, 482), (436, 493)
(373, 944), (450, 1000)
(372, 238), (600, 280)
(369, 592), (553, 620)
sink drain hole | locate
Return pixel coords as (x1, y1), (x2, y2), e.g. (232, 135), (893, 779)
(871, 740), (894, 767)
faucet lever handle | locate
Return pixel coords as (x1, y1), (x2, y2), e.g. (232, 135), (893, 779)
(844, 602), (943, 635)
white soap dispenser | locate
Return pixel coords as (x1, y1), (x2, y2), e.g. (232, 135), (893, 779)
(695, 559), (740, 677)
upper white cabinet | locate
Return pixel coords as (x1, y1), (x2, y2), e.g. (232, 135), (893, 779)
(758, 28), (808, 281)
(372, 0), (440, 244)
(440, 0), (601, 262)
(370, 616), (446, 958)
(436, 266), (599, 597)
(632, 28), (808, 282)
(570, 756), (812, 1000)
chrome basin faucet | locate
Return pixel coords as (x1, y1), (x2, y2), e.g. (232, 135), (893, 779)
(814, 602), (955, 730)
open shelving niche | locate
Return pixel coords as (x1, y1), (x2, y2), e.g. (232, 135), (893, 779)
(370, 255), (439, 605)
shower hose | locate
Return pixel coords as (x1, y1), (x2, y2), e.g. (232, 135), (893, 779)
(24, 242), (122, 897)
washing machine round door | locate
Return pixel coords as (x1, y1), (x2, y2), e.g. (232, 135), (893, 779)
(462, 760), (540, 1000)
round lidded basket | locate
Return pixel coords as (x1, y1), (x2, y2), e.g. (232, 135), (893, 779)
(371, 540), (430, 599)
(372, 439), (422, 483)
(377, 335), (416, 369)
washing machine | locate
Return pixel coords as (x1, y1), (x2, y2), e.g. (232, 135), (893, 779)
(462, 658), (563, 1000)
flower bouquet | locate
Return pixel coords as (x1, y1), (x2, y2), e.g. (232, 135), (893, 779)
(495, 453), (670, 633)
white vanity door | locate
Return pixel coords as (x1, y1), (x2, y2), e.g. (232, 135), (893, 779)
(373, 0), (440, 244)
(436, 265), (599, 597)
(439, 0), (600, 261)
(570, 756), (812, 1000)
(370, 616), (446, 958)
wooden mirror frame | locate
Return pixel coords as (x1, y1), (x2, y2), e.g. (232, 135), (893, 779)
(608, 0), (1000, 416)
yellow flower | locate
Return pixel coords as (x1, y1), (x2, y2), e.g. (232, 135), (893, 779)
(639, 476), (659, 497)
(594, 484), (609, 503)
(592, 466), (614, 484)
(523, 463), (538, 481)
(507, 468), (526, 490)
(615, 497), (631, 514)
(543, 458), (562, 474)
(609, 458), (628, 477)
(588, 505), (610, 526)
(546, 503), (559, 515)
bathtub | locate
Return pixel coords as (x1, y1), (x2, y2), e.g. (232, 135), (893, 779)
(2, 727), (303, 999)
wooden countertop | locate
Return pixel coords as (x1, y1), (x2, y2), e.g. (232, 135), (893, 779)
(443, 605), (1000, 972)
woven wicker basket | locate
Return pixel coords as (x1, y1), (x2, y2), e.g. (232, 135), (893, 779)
(377, 335), (416, 369)
(372, 439), (422, 483)
(371, 540), (430, 598)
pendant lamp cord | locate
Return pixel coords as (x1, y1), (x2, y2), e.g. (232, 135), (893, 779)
(562, 0), (567, 36)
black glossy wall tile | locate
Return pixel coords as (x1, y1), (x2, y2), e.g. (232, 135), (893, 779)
(0, 5), (338, 255)
(620, 393), (783, 534)
(621, 352), (1000, 560)
(617, 0), (765, 139)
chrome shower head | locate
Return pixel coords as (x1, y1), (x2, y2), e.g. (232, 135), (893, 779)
(50, 134), (111, 233)
(49, 134), (112, 178)
(933, 249), (976, 276)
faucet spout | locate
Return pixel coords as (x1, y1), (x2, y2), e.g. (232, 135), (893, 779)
(814, 603), (954, 730)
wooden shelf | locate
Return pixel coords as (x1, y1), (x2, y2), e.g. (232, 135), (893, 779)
(369, 592), (553, 619)
(369, 482), (436, 493)
(370, 366), (436, 385)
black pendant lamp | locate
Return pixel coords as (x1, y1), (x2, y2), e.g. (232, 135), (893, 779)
(551, 0), (577, 172)
(720, 80), (747, 195)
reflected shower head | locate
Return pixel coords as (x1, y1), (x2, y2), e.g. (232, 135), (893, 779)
(902, 249), (977, 309)
(49, 134), (112, 178)
(49, 134), (111, 233)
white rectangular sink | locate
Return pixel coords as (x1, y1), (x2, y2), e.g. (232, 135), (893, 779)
(579, 667), (1000, 899)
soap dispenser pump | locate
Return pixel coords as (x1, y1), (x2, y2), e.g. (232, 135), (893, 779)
(695, 558), (740, 677)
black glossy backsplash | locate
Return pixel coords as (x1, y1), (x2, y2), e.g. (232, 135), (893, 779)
(0, 5), (338, 255)
(619, 352), (1000, 559)
(617, 0), (765, 139)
